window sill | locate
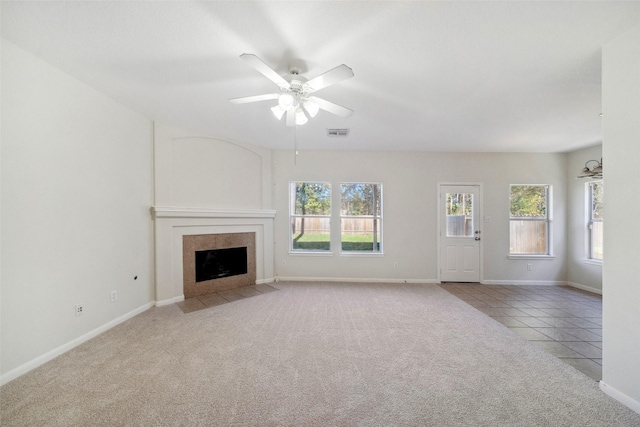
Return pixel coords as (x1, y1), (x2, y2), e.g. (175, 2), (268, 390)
(508, 254), (556, 260)
(340, 252), (384, 257)
(289, 251), (333, 257)
(582, 258), (603, 266)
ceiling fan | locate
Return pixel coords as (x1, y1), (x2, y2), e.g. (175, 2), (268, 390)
(229, 53), (354, 126)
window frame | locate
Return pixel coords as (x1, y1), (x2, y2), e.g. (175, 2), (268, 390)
(289, 182), (332, 253)
(339, 182), (383, 254)
(587, 180), (603, 262)
(508, 184), (553, 257)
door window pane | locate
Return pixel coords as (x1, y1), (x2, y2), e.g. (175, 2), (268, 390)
(446, 193), (473, 237)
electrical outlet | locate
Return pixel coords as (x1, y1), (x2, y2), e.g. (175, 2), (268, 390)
(75, 304), (83, 316)
(394, 261), (399, 269)
(527, 263), (533, 271)
(110, 290), (118, 302)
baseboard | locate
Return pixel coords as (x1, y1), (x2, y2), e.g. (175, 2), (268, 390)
(567, 281), (603, 295)
(481, 280), (567, 286)
(275, 276), (439, 284)
(0, 302), (154, 386)
(155, 295), (184, 307)
(256, 277), (275, 285)
(480, 280), (602, 294)
(271, 277), (588, 289)
(600, 381), (640, 415)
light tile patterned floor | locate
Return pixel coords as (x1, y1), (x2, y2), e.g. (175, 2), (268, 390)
(177, 284), (278, 313)
(440, 283), (603, 381)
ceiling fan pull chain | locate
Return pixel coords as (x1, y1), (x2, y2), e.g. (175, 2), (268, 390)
(294, 125), (298, 165)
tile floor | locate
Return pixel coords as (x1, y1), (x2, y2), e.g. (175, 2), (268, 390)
(177, 283), (278, 313)
(440, 283), (603, 381)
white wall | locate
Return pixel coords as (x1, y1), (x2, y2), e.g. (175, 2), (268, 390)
(153, 122), (272, 210)
(0, 40), (154, 381)
(600, 23), (640, 414)
(566, 144), (603, 293)
(272, 150), (568, 284)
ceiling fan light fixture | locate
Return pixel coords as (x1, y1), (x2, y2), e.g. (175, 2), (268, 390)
(271, 105), (286, 120)
(278, 93), (294, 111)
(295, 108), (308, 125)
(303, 100), (319, 118)
(231, 54), (354, 127)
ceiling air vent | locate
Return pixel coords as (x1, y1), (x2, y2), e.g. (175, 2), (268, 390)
(327, 128), (350, 137)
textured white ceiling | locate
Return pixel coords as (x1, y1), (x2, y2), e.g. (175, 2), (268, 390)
(3, 1), (640, 152)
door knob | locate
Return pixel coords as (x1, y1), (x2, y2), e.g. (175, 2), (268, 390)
(475, 237), (481, 241)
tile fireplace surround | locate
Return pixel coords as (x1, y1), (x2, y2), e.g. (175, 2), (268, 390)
(152, 207), (276, 306)
(182, 232), (256, 298)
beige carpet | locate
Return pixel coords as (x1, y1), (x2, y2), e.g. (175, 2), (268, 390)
(2, 281), (640, 426)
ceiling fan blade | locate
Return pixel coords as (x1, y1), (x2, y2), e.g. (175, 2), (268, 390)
(306, 64), (354, 92)
(309, 96), (354, 118)
(229, 93), (279, 104)
(286, 108), (295, 127)
(240, 53), (289, 89)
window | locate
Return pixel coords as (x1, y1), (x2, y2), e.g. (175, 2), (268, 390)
(340, 183), (382, 252)
(588, 181), (603, 261)
(446, 192), (473, 237)
(509, 185), (551, 255)
(290, 182), (331, 251)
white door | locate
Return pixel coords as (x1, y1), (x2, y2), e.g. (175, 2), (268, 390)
(439, 185), (481, 282)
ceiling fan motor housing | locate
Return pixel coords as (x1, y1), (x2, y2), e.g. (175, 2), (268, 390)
(283, 78), (312, 110)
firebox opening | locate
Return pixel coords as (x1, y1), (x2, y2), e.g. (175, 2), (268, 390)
(195, 247), (248, 282)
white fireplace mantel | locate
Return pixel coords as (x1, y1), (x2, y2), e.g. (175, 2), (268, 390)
(152, 206), (276, 306)
(152, 206), (276, 220)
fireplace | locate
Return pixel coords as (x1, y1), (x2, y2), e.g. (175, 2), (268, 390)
(195, 247), (248, 282)
(151, 207), (275, 306)
(183, 232), (256, 299)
